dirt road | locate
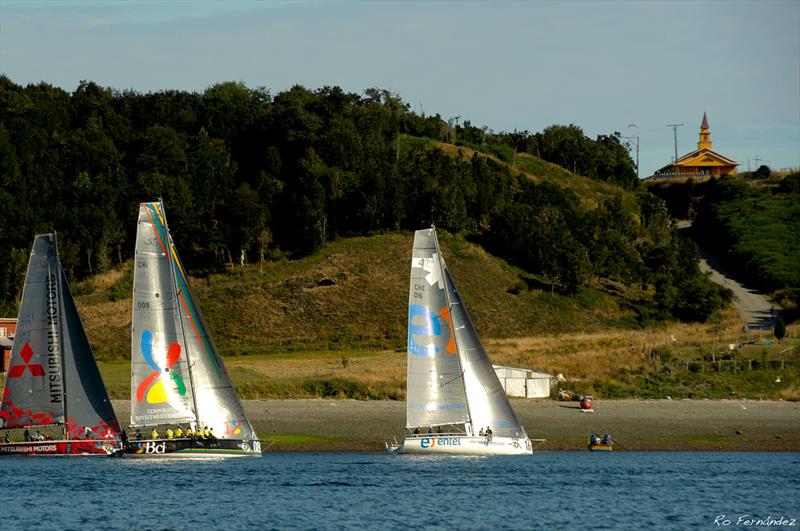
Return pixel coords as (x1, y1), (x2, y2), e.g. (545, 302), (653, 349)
(677, 220), (774, 330)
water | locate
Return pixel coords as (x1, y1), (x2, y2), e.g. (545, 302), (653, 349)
(1, 452), (797, 530)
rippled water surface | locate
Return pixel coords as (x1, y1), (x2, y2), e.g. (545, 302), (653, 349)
(1, 452), (798, 530)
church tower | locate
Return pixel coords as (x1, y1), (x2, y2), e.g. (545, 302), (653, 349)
(697, 112), (712, 150)
(651, 112), (738, 179)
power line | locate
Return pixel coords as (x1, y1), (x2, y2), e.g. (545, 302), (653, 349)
(753, 155), (770, 167)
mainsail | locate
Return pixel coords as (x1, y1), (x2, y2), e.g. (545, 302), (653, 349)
(406, 229), (469, 429)
(0, 234), (120, 439)
(131, 202), (255, 440)
(405, 227), (528, 438)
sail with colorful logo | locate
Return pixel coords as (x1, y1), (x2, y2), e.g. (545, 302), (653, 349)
(0, 234), (122, 456)
(126, 201), (261, 457)
(390, 227), (543, 455)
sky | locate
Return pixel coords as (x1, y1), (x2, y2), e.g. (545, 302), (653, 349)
(1, 0), (798, 178)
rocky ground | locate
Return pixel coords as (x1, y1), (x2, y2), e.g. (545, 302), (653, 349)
(112, 398), (800, 452)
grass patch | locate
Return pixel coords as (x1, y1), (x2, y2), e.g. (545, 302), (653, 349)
(267, 434), (342, 445)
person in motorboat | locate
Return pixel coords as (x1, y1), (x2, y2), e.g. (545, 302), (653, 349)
(590, 433), (598, 445)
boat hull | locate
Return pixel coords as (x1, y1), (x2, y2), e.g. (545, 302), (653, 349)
(0, 439), (121, 456)
(396, 435), (535, 455)
(123, 437), (262, 457)
(589, 443), (613, 452)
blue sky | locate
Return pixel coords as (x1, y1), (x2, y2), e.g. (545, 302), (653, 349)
(1, 0), (798, 177)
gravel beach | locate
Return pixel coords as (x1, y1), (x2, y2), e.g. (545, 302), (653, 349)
(112, 399), (800, 452)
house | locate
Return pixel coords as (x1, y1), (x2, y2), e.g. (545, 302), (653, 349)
(0, 317), (16, 372)
(653, 113), (738, 179)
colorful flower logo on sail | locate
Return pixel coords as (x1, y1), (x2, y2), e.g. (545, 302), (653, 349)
(225, 419), (243, 436)
(8, 343), (45, 378)
(136, 330), (186, 404)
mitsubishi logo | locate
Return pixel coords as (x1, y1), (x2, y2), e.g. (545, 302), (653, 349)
(8, 343), (45, 378)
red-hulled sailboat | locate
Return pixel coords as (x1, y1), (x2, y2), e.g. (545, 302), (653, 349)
(0, 234), (122, 456)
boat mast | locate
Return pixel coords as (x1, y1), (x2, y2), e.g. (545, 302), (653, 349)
(53, 232), (68, 440)
(430, 225), (474, 436)
(159, 199), (201, 428)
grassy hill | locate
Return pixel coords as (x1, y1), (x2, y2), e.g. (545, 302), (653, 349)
(73, 230), (799, 402)
(416, 136), (639, 211)
(75, 231), (635, 360)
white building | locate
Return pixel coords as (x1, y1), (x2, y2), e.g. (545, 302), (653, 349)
(493, 365), (552, 398)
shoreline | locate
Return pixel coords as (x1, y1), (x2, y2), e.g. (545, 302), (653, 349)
(111, 399), (800, 452)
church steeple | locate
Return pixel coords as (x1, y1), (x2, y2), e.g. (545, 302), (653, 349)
(697, 112), (712, 150)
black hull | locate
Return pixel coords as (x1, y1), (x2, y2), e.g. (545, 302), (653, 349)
(124, 437), (262, 457)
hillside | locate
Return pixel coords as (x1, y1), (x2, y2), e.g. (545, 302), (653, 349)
(647, 173), (800, 318)
(75, 231), (634, 360)
(426, 137), (639, 211)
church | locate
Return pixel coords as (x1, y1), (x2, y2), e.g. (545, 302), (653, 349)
(653, 113), (738, 179)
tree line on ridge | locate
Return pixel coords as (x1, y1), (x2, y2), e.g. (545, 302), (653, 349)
(0, 77), (729, 322)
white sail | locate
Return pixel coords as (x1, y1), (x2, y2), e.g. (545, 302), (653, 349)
(131, 202), (255, 440)
(131, 205), (196, 426)
(406, 229), (469, 428)
(443, 266), (527, 438)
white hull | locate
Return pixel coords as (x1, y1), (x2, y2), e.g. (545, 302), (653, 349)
(396, 435), (536, 456)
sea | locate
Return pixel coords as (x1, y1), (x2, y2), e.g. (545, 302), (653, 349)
(1, 452), (798, 530)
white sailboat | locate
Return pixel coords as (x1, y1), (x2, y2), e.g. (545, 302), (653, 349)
(125, 201), (261, 457)
(392, 227), (543, 455)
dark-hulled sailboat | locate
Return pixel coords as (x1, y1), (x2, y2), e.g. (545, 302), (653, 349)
(0, 234), (122, 456)
(125, 202), (261, 457)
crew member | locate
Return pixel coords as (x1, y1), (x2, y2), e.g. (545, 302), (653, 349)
(166, 427), (174, 439)
(151, 428), (159, 440)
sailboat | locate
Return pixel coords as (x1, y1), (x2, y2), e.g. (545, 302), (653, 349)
(392, 227), (543, 455)
(125, 201), (261, 457)
(0, 234), (122, 456)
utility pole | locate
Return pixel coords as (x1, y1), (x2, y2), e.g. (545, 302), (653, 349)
(622, 124), (640, 179)
(666, 123), (684, 176)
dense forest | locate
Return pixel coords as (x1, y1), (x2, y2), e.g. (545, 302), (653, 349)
(0, 77), (728, 322)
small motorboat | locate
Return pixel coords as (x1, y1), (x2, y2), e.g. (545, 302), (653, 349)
(589, 433), (613, 451)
